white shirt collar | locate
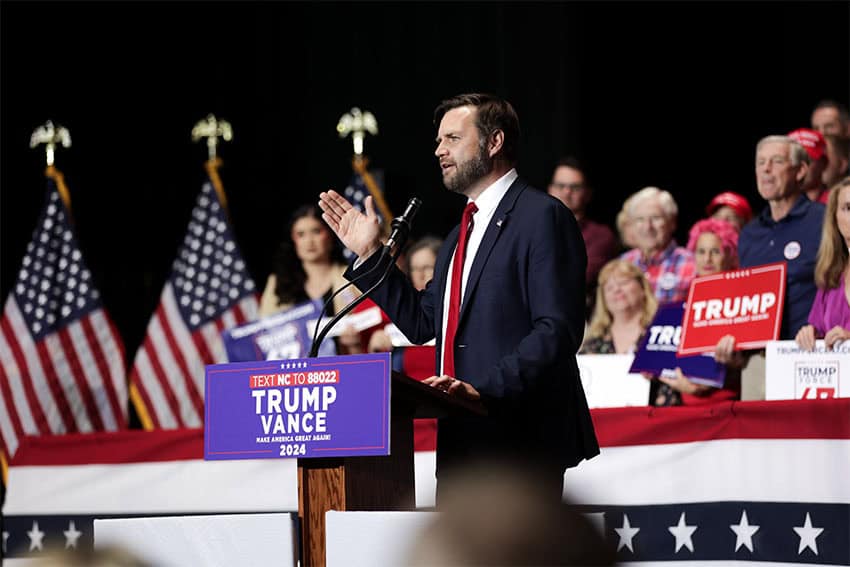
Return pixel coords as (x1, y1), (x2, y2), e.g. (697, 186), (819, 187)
(469, 168), (517, 218)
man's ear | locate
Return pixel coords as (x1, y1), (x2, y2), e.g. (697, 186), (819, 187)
(488, 129), (504, 158)
(796, 160), (810, 184)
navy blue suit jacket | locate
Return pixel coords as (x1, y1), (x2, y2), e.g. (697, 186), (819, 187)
(346, 177), (599, 475)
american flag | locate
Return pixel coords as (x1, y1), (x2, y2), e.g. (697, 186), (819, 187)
(0, 167), (127, 465)
(129, 160), (258, 429)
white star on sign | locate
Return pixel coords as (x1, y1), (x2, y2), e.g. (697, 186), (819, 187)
(615, 513), (640, 552)
(793, 512), (824, 555)
(730, 510), (760, 552)
(668, 512), (697, 553)
(27, 520), (45, 551)
(64, 520), (82, 549)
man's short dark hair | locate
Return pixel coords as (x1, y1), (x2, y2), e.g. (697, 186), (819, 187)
(434, 93), (521, 163)
(555, 156), (585, 174)
(814, 99), (850, 123)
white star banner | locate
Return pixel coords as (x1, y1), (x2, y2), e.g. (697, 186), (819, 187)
(3, 399), (848, 565)
(563, 397), (850, 565)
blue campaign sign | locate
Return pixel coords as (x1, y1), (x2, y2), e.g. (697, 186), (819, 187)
(221, 299), (336, 362)
(629, 302), (726, 387)
(204, 353), (391, 460)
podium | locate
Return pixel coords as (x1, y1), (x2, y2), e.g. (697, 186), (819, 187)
(297, 370), (485, 566)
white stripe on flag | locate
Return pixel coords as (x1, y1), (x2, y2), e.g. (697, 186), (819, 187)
(43, 332), (93, 433)
(221, 308), (236, 329)
(565, 438), (850, 506)
(149, 313), (201, 427)
(67, 320), (118, 431)
(200, 319), (226, 364)
(89, 309), (128, 419)
(238, 296), (259, 322)
(0, 322), (38, 435)
(134, 349), (178, 429)
(161, 285), (207, 393)
(5, 300), (66, 434)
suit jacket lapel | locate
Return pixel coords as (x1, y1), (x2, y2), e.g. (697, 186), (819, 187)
(458, 178), (526, 325)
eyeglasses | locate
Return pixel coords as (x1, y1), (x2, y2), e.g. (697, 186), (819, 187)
(549, 182), (585, 192)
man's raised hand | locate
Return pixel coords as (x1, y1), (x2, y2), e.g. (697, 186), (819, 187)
(318, 190), (383, 259)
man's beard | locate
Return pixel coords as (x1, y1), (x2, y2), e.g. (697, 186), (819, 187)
(444, 144), (492, 194)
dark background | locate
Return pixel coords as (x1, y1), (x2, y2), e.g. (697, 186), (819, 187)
(2, 1), (849, 359)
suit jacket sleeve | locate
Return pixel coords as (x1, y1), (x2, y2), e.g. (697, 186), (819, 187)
(343, 251), (438, 346)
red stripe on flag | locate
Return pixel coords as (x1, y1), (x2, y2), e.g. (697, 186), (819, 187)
(141, 334), (184, 427)
(10, 427), (205, 466)
(191, 328), (215, 366)
(0, 363), (25, 452)
(590, 398), (850, 447)
(0, 314), (49, 434)
(156, 305), (204, 423)
(233, 304), (248, 326)
(80, 315), (125, 428)
(56, 328), (103, 431)
(35, 340), (77, 433)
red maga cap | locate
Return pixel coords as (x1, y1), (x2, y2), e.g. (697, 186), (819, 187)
(706, 191), (753, 223)
(788, 128), (828, 163)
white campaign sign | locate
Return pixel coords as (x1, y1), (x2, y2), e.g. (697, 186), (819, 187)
(576, 353), (650, 408)
(765, 339), (850, 400)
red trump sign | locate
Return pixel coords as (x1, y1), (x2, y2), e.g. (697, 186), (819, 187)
(678, 262), (786, 355)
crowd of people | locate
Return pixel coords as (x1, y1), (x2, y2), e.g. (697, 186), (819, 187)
(266, 99), (850, 410)
(573, 99), (850, 405)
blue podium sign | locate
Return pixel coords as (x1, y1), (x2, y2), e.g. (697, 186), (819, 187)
(204, 353), (391, 460)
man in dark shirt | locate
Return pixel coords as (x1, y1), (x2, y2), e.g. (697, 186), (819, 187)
(738, 135), (825, 340)
(547, 157), (618, 315)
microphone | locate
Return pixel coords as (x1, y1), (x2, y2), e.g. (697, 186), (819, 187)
(308, 196), (422, 358)
(383, 197), (422, 253)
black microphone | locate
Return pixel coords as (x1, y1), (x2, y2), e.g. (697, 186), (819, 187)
(383, 197), (422, 253)
(308, 197), (422, 358)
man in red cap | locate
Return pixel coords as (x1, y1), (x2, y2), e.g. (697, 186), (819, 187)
(705, 191), (753, 230)
(788, 128), (829, 203)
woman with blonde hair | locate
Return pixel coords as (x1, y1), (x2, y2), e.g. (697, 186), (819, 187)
(581, 259), (657, 354)
(796, 177), (850, 350)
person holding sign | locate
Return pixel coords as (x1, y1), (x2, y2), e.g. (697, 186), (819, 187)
(259, 204), (368, 354)
(796, 177), (850, 350)
(655, 218), (745, 405)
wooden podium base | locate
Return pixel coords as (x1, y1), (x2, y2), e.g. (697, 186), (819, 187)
(297, 371), (484, 566)
(298, 413), (414, 566)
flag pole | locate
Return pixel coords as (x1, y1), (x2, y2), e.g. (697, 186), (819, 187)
(192, 114), (233, 210)
(30, 121), (72, 208)
(337, 108), (394, 223)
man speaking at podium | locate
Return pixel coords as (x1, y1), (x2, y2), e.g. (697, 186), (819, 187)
(318, 93), (598, 502)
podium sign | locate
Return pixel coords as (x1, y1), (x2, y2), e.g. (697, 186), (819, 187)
(765, 340), (850, 400)
(204, 353), (391, 460)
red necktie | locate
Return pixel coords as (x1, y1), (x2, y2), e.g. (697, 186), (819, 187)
(443, 201), (477, 377)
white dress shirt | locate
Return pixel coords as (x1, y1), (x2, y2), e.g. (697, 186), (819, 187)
(439, 168), (517, 375)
